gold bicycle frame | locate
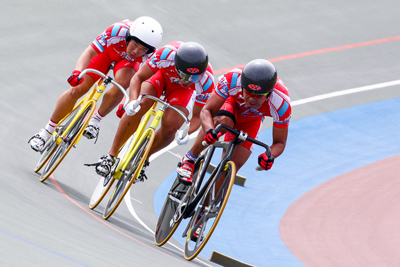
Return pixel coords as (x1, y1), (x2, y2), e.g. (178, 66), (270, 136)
(112, 102), (165, 180)
(54, 78), (105, 146)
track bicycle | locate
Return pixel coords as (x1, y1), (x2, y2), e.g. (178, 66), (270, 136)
(87, 94), (190, 220)
(33, 66), (129, 182)
(154, 124), (271, 260)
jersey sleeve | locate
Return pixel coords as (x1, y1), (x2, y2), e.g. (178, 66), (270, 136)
(269, 79), (292, 128)
(91, 22), (129, 53)
(194, 65), (215, 106)
(146, 45), (176, 72)
(214, 70), (242, 100)
(194, 73), (215, 106)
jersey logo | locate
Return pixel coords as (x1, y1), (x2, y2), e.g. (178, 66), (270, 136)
(187, 68), (200, 74)
(248, 84), (261, 91)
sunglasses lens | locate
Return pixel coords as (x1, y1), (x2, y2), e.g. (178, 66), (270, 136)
(177, 69), (200, 83)
(245, 90), (269, 98)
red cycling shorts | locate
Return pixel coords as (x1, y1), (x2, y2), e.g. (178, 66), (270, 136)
(217, 97), (263, 151)
(86, 52), (141, 81)
(145, 70), (195, 113)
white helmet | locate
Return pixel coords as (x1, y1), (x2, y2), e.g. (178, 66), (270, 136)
(126, 16), (163, 54)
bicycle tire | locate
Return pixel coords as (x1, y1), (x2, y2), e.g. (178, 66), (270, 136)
(39, 103), (95, 182)
(184, 161), (236, 261)
(88, 136), (132, 210)
(34, 108), (79, 173)
(154, 177), (189, 246)
(102, 130), (155, 220)
(88, 175), (115, 210)
(154, 156), (205, 246)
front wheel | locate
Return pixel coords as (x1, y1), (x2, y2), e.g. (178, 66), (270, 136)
(34, 108), (80, 173)
(39, 103), (95, 182)
(154, 154), (205, 246)
(184, 161), (236, 261)
(102, 130), (155, 220)
(88, 175), (115, 210)
(154, 177), (190, 246)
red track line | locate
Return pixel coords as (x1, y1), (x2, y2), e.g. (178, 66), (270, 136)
(214, 35), (400, 75)
(49, 175), (196, 266)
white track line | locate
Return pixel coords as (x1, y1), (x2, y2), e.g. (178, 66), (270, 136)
(124, 79), (400, 262)
(291, 80), (400, 106)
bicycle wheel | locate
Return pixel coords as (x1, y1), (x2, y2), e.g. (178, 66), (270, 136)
(34, 108), (79, 173)
(154, 155), (205, 246)
(88, 136), (132, 210)
(154, 177), (190, 246)
(103, 130), (155, 220)
(184, 161), (236, 261)
(88, 175), (115, 210)
(39, 103), (95, 182)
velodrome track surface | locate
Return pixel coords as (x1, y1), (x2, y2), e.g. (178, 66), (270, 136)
(2, 1), (400, 266)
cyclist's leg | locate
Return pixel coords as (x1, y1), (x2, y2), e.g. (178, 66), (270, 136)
(48, 49), (109, 126)
(84, 63), (137, 139)
(50, 76), (95, 123)
(177, 104), (236, 183)
(97, 61), (138, 116)
(187, 98), (237, 159)
(29, 75), (95, 151)
(106, 81), (157, 157)
(148, 104), (189, 156)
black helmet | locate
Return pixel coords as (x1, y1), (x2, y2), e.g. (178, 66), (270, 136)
(175, 42), (208, 83)
(241, 59), (277, 95)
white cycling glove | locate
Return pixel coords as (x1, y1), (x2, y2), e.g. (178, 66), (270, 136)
(125, 99), (141, 116)
(175, 122), (190, 145)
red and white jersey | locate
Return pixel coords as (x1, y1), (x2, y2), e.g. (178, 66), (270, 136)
(146, 41), (215, 106)
(215, 68), (291, 128)
(91, 20), (153, 65)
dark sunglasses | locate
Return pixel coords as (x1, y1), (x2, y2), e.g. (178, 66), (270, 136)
(176, 69), (201, 83)
(243, 89), (270, 99)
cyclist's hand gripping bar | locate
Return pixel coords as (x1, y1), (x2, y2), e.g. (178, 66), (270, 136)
(138, 94), (190, 133)
(202, 124), (272, 171)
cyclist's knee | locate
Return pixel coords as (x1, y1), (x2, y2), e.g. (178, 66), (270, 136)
(66, 86), (87, 100)
(104, 86), (124, 100)
(67, 78), (93, 99)
(139, 97), (154, 111)
(159, 123), (180, 141)
(115, 67), (136, 88)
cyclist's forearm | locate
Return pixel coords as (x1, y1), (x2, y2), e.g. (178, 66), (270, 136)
(199, 109), (215, 131)
(270, 126), (288, 158)
(129, 75), (141, 100)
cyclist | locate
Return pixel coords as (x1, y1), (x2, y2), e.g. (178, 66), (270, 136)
(177, 59), (292, 185)
(94, 41), (215, 177)
(29, 17), (163, 151)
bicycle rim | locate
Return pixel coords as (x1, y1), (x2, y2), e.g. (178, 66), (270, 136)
(103, 130), (154, 220)
(34, 136), (57, 173)
(88, 175), (115, 210)
(39, 103), (95, 182)
(34, 108), (80, 173)
(184, 161), (236, 261)
(154, 177), (191, 246)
